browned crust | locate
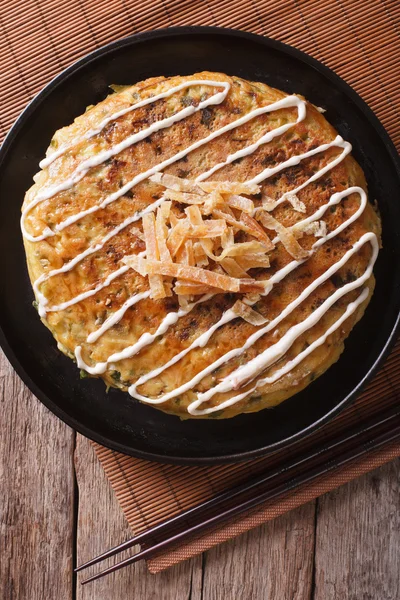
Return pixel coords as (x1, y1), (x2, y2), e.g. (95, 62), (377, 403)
(22, 72), (381, 419)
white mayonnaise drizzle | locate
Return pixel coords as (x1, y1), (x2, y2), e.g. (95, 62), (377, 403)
(39, 80), (231, 168)
(195, 96), (306, 182)
(30, 94), (310, 315)
(189, 287), (369, 415)
(127, 186), (367, 400)
(250, 135), (351, 189)
(22, 92), (306, 243)
(130, 230), (377, 407)
(22, 76), (378, 414)
(129, 308), (238, 395)
(23, 80), (230, 242)
(86, 289), (150, 344)
(189, 232), (378, 413)
(38, 265), (129, 317)
(75, 294), (212, 374)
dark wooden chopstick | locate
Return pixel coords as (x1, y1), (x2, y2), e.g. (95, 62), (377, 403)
(77, 404), (400, 574)
(79, 405), (400, 584)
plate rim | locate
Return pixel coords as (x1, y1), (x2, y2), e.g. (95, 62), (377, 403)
(1, 25), (400, 465)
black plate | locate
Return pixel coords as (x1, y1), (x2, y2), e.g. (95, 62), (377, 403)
(1, 26), (400, 465)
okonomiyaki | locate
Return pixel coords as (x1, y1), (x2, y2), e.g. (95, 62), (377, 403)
(21, 72), (381, 419)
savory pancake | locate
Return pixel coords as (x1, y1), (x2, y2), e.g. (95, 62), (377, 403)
(21, 71), (381, 419)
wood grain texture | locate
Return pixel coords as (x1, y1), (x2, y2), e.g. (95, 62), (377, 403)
(0, 350), (75, 600)
(2, 353), (400, 599)
(74, 434), (317, 599)
(314, 459), (400, 600)
(1, 0), (400, 596)
(74, 434), (203, 600)
(201, 503), (316, 600)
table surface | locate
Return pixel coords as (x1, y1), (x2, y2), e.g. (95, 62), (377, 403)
(1, 348), (400, 600)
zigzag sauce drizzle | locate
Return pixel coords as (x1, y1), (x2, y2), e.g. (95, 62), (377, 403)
(29, 85), (311, 318)
(128, 227), (377, 412)
(22, 82), (305, 242)
(189, 234), (377, 415)
(79, 135), (353, 352)
(190, 287), (370, 415)
(22, 79), (378, 414)
(76, 186), (368, 378)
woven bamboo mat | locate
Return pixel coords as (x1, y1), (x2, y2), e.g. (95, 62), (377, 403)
(2, 0), (400, 574)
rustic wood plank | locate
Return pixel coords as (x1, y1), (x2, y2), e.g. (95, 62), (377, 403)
(201, 502), (316, 600)
(74, 434), (203, 600)
(0, 350), (75, 600)
(314, 459), (400, 600)
(4, 339), (400, 600)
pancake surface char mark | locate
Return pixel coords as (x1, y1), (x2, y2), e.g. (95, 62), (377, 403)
(21, 71), (381, 419)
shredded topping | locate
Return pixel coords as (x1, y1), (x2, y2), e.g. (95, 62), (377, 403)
(232, 300), (269, 326)
(23, 76), (377, 417)
(123, 179), (275, 298)
(256, 210), (310, 260)
(142, 212), (168, 299)
(150, 172), (204, 194)
(285, 192), (306, 213)
(262, 191), (305, 213)
(295, 220), (328, 238)
(198, 181), (260, 195)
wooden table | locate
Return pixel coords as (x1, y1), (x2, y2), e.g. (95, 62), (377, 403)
(1, 349), (400, 600)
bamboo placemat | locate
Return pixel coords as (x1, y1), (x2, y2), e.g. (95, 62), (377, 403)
(2, 0), (400, 573)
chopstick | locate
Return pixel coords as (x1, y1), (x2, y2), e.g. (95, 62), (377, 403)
(77, 404), (400, 574)
(79, 405), (400, 584)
